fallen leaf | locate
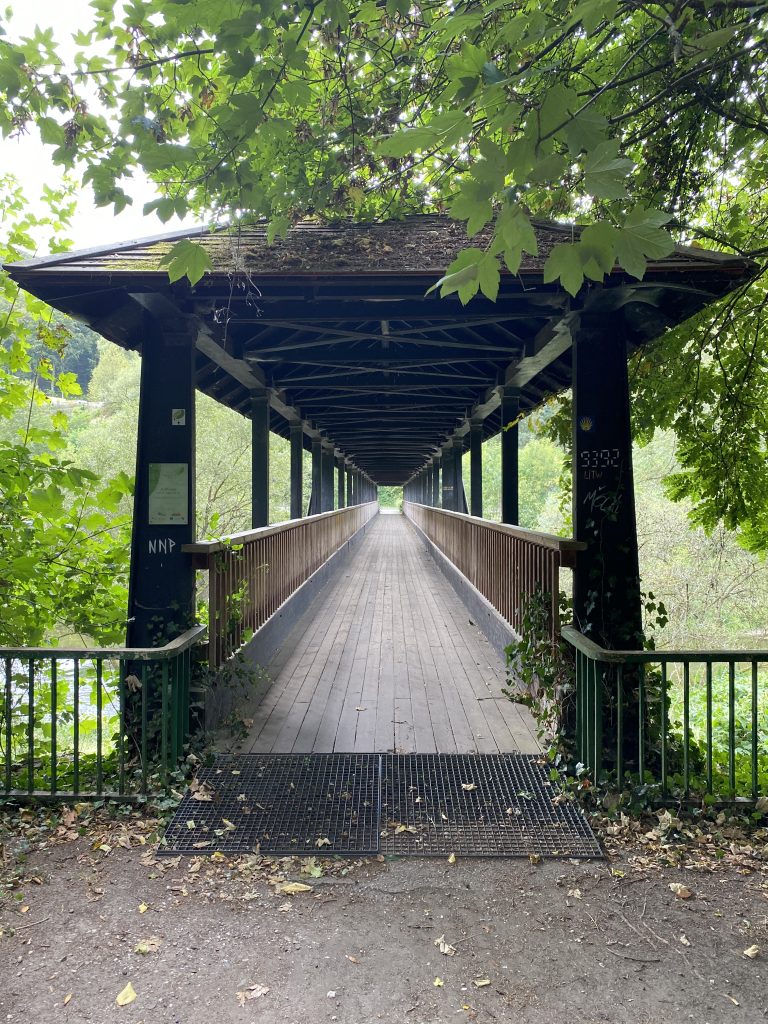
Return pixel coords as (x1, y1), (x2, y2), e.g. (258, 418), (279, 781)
(134, 936), (163, 954)
(679, 934), (691, 947)
(315, 837), (331, 848)
(473, 978), (491, 988)
(434, 934), (457, 956)
(567, 888), (582, 900)
(221, 818), (237, 831)
(723, 994), (740, 1006)
(115, 982), (136, 1006)
(461, 783), (477, 792)
(529, 854), (542, 865)
(743, 945), (760, 959)
(19, 905), (29, 914)
(278, 902), (292, 912)
(669, 882), (693, 899)
(186, 820), (196, 830)
(236, 984), (269, 1006)
(517, 790), (534, 800)
(63, 993), (72, 1006)
(277, 882), (313, 895)
(345, 954), (359, 964)
(447, 853), (456, 865)
(138, 902), (149, 914)
(433, 977), (444, 987)
(395, 823), (418, 835)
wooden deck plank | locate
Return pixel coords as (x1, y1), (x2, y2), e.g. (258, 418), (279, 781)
(236, 511), (540, 755)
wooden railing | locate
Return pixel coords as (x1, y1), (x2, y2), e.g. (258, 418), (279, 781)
(185, 503), (379, 667)
(403, 502), (584, 641)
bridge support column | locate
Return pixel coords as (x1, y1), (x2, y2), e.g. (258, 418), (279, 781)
(572, 319), (642, 648)
(250, 390), (270, 529)
(309, 436), (322, 515)
(127, 314), (196, 647)
(346, 463), (354, 506)
(290, 421), (303, 520)
(441, 443), (456, 511)
(500, 386), (520, 525)
(321, 442), (335, 511)
(432, 457), (440, 507)
(453, 442), (466, 513)
(337, 456), (345, 509)
(470, 421), (483, 518)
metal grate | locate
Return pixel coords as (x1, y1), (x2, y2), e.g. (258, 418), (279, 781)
(381, 754), (602, 858)
(161, 753), (602, 859)
(161, 753), (380, 856)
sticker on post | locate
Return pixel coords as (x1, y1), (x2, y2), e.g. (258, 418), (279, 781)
(171, 408), (186, 426)
(148, 463), (188, 525)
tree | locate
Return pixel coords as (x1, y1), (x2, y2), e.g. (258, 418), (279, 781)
(1, 2), (767, 542)
(0, 177), (132, 646)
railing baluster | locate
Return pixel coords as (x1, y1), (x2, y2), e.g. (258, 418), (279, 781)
(682, 660), (690, 799)
(728, 660), (736, 797)
(73, 658), (80, 795)
(51, 658), (57, 797)
(705, 661), (713, 794)
(752, 660), (759, 801)
(638, 664), (646, 783)
(96, 658), (103, 796)
(4, 657), (11, 795)
(141, 662), (148, 795)
(27, 658), (34, 795)
(660, 661), (668, 797)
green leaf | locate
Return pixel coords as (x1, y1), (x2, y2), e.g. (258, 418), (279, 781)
(584, 141), (634, 199)
(158, 239), (212, 286)
(564, 108), (609, 156)
(579, 222), (618, 281)
(477, 254), (500, 301)
(543, 243), (584, 296)
(614, 208), (674, 280)
(496, 204), (538, 274)
(427, 248), (484, 304)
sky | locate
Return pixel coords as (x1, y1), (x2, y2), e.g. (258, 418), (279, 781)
(2, 0), (195, 250)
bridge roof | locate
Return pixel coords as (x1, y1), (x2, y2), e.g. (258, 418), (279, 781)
(6, 215), (758, 484)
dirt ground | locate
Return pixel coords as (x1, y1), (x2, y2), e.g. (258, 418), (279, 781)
(1, 808), (766, 1024)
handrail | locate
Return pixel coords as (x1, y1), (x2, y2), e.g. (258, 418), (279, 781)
(0, 624), (207, 662)
(414, 505), (587, 558)
(561, 625), (768, 663)
(182, 506), (364, 555)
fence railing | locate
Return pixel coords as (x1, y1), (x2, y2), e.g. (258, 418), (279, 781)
(563, 626), (767, 802)
(403, 502), (584, 642)
(185, 503), (379, 668)
(0, 625), (206, 801)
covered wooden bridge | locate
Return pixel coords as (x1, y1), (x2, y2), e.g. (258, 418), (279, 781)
(5, 216), (763, 820)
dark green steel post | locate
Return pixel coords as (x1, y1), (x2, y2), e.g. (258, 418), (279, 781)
(251, 390), (270, 528)
(346, 462), (354, 506)
(309, 436), (322, 515)
(470, 421), (483, 518)
(500, 386), (519, 525)
(572, 316), (642, 647)
(432, 457), (440, 507)
(127, 314), (197, 647)
(453, 442), (465, 513)
(289, 421), (303, 519)
(441, 444), (455, 510)
(337, 456), (345, 509)
(321, 442), (335, 511)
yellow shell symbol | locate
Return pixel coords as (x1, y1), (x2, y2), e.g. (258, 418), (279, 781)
(579, 416), (593, 432)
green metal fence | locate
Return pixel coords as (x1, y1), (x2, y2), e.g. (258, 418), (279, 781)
(0, 625), (205, 801)
(562, 626), (767, 802)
